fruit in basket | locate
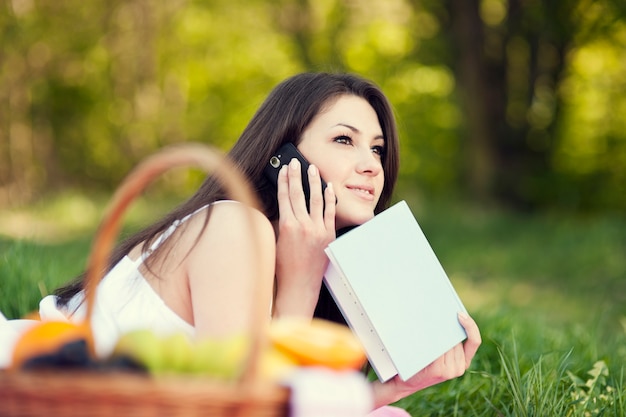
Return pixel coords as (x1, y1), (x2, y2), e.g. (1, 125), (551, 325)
(189, 334), (249, 379)
(259, 345), (300, 380)
(108, 318), (366, 379)
(112, 329), (165, 373)
(269, 318), (366, 371)
(111, 330), (250, 379)
(11, 320), (91, 370)
(161, 332), (193, 373)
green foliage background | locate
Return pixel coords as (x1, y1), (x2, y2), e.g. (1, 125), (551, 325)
(2, 0), (626, 211)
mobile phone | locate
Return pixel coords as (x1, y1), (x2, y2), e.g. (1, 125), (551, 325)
(264, 143), (328, 211)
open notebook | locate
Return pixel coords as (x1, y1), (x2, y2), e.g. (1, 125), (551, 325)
(323, 200), (467, 382)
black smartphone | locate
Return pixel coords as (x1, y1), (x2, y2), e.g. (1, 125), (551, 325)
(264, 143), (328, 211)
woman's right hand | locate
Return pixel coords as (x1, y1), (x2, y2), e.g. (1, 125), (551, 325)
(272, 158), (336, 319)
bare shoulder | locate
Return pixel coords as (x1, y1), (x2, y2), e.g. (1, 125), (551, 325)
(208, 200), (273, 235)
(210, 200), (271, 224)
(183, 201), (275, 249)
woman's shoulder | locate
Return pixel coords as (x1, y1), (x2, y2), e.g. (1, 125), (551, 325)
(180, 200), (276, 290)
(210, 200), (272, 226)
(185, 200), (275, 245)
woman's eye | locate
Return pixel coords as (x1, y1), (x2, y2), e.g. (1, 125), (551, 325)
(372, 145), (385, 157)
(334, 135), (352, 145)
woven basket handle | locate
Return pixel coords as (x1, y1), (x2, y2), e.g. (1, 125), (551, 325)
(81, 143), (270, 386)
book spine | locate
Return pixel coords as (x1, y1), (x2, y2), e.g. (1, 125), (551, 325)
(323, 258), (397, 382)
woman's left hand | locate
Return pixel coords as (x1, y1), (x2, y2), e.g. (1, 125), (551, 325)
(371, 312), (482, 408)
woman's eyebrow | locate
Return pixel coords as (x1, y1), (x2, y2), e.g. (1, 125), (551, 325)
(334, 123), (385, 140)
(334, 123), (359, 133)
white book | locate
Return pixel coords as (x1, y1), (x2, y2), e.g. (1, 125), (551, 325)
(323, 200), (467, 382)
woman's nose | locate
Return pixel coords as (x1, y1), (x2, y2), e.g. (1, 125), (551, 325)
(355, 148), (382, 176)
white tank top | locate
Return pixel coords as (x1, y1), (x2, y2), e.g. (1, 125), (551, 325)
(39, 204), (212, 357)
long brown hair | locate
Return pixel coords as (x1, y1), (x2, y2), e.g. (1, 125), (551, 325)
(55, 72), (401, 316)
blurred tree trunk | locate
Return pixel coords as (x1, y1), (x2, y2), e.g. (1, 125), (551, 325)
(445, 0), (574, 209)
(447, 0), (499, 203)
(0, 3), (49, 206)
(272, 0), (348, 71)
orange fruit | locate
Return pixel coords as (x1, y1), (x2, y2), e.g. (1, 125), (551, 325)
(269, 318), (366, 371)
(259, 346), (299, 381)
(11, 320), (91, 369)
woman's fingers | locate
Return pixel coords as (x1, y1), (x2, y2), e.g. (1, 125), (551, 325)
(323, 182), (336, 231)
(439, 343), (464, 378)
(287, 158), (309, 221)
(276, 164), (293, 221)
(453, 342), (466, 375)
(278, 158), (330, 227)
(275, 156), (335, 256)
(276, 159), (309, 221)
(458, 312), (482, 369)
(307, 163), (324, 220)
(288, 158), (309, 219)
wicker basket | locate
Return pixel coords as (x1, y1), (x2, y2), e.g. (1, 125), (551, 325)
(0, 144), (290, 417)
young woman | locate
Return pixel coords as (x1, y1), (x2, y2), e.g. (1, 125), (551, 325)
(42, 72), (481, 414)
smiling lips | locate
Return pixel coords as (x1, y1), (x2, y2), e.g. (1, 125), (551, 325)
(347, 185), (375, 200)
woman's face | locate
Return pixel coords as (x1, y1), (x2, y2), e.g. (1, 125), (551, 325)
(297, 94), (385, 229)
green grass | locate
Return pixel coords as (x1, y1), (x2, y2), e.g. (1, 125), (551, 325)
(1, 192), (625, 416)
(0, 236), (91, 318)
(0, 190), (180, 319)
(394, 194), (626, 416)
(393, 307), (625, 416)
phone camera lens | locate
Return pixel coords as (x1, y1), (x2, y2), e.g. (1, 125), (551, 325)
(270, 156), (281, 168)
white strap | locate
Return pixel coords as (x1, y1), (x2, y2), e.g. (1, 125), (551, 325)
(135, 204), (210, 267)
